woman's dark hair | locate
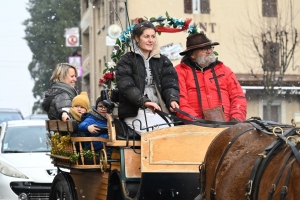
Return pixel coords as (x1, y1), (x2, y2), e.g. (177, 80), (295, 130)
(132, 18), (156, 38)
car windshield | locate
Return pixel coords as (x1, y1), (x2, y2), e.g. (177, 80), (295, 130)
(2, 126), (51, 153)
(0, 112), (23, 123)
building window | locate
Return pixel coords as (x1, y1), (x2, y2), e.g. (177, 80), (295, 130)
(82, 29), (90, 58)
(184, 0), (210, 14)
(262, 0), (277, 17)
(263, 104), (281, 122)
(263, 42), (280, 71)
(193, 0), (200, 13)
(81, 0), (89, 14)
(109, 1), (114, 24)
(259, 99), (285, 123)
(108, 0), (118, 25)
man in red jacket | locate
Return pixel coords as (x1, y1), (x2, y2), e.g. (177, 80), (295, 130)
(175, 32), (247, 122)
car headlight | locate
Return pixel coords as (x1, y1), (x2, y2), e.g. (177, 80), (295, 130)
(0, 161), (29, 179)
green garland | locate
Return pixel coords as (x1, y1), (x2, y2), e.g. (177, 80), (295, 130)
(50, 132), (99, 163)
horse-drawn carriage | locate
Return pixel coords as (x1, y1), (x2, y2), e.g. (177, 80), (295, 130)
(46, 107), (227, 200)
(46, 108), (300, 200)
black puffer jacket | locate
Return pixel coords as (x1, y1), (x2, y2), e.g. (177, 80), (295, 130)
(42, 82), (78, 120)
(116, 52), (179, 119)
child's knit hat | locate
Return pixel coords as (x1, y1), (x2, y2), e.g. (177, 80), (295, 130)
(95, 95), (104, 108)
(72, 92), (91, 111)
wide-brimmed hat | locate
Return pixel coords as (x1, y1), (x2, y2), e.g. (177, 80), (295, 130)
(179, 32), (219, 56)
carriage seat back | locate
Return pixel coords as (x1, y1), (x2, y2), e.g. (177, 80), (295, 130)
(45, 120), (78, 133)
(114, 118), (141, 140)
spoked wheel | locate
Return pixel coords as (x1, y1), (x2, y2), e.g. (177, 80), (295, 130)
(49, 172), (77, 200)
(99, 149), (108, 172)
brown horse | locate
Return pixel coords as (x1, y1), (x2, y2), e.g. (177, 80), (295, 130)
(198, 119), (300, 200)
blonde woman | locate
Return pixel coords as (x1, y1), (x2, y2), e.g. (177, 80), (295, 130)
(42, 63), (78, 120)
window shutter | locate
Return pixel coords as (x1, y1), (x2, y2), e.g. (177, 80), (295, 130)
(263, 42), (280, 71)
(262, 0), (267, 16)
(270, 0), (277, 17)
(184, 0), (193, 14)
(200, 0), (210, 14)
(262, 0), (277, 17)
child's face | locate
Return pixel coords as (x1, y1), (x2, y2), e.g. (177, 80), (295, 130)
(73, 105), (87, 114)
(97, 102), (107, 116)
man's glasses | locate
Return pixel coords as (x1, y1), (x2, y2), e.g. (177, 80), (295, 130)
(199, 46), (214, 52)
(97, 105), (107, 110)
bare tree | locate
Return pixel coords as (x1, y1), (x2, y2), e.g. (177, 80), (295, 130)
(235, 1), (300, 120)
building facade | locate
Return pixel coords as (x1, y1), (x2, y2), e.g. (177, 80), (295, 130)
(79, 0), (300, 124)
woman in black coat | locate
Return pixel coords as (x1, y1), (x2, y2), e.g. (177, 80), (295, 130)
(116, 18), (180, 134)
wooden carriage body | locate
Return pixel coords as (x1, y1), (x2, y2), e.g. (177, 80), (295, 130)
(46, 114), (227, 200)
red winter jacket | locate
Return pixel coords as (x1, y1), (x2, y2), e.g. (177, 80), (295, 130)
(175, 60), (247, 122)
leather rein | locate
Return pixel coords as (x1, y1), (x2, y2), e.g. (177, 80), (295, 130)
(156, 108), (239, 128)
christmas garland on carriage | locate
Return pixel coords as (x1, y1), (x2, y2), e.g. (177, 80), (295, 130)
(98, 12), (203, 92)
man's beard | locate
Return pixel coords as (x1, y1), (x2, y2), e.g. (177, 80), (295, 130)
(195, 53), (216, 67)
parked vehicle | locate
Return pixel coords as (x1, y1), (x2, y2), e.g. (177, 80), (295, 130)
(25, 114), (49, 120)
(0, 120), (57, 200)
(0, 108), (24, 123)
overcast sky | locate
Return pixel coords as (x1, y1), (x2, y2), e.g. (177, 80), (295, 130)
(0, 0), (35, 117)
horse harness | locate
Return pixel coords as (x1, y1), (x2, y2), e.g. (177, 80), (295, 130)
(245, 122), (300, 200)
(198, 118), (300, 200)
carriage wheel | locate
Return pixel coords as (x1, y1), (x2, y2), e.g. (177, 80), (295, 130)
(49, 172), (77, 200)
(99, 149), (108, 172)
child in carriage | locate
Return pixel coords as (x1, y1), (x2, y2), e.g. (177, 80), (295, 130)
(58, 91), (91, 123)
(78, 96), (109, 152)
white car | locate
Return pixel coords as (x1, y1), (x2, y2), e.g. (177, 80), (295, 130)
(0, 120), (57, 200)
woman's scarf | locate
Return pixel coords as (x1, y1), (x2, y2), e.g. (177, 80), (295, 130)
(52, 81), (78, 97)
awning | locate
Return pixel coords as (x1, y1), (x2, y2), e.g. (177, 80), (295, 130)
(242, 86), (300, 95)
